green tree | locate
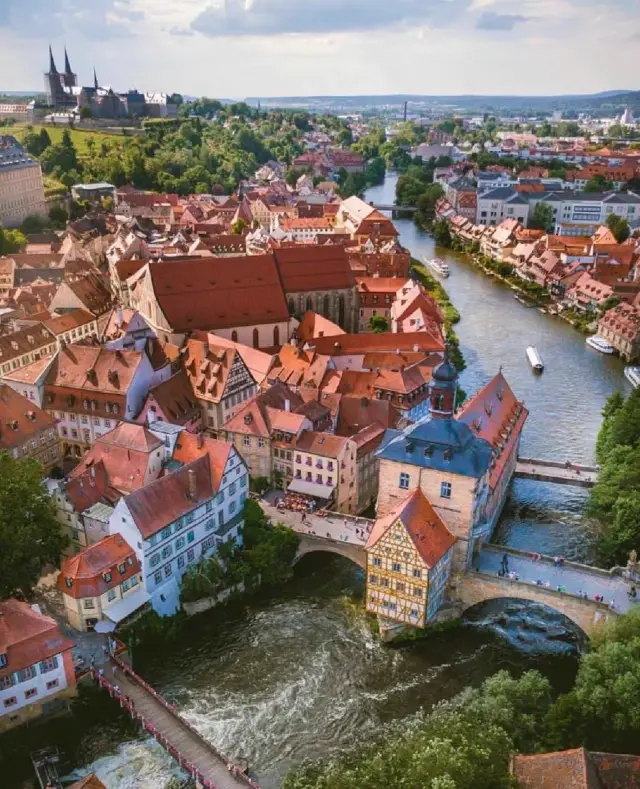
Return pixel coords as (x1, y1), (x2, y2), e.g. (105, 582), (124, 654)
(48, 204), (69, 226)
(433, 218), (453, 247)
(369, 315), (389, 333)
(0, 453), (68, 598)
(79, 106), (92, 120)
(584, 174), (614, 192)
(529, 202), (555, 232)
(0, 225), (28, 253)
(230, 218), (247, 234)
(340, 172), (366, 199)
(606, 213), (631, 243)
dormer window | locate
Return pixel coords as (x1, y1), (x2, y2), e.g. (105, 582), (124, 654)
(118, 563), (126, 574)
(103, 572), (112, 583)
(65, 577), (73, 589)
(0, 653), (6, 668)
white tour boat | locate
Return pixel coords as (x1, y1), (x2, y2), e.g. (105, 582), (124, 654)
(426, 257), (450, 278)
(586, 335), (615, 354)
(526, 345), (544, 372)
(624, 366), (640, 389)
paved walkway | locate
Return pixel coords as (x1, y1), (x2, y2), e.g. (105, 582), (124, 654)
(260, 497), (370, 548)
(104, 658), (252, 789)
(515, 459), (598, 488)
(476, 548), (636, 614)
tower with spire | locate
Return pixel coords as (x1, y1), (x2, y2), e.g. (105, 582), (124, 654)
(44, 45), (77, 107)
(62, 47), (78, 90)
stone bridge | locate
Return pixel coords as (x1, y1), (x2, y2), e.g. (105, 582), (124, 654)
(293, 532), (366, 569)
(453, 544), (634, 636)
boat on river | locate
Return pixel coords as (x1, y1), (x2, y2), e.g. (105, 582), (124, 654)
(624, 366), (640, 389)
(586, 335), (615, 354)
(526, 345), (544, 372)
(425, 257), (450, 277)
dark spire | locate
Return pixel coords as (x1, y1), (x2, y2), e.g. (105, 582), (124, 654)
(48, 45), (58, 74)
(64, 46), (73, 75)
(93, 68), (99, 90)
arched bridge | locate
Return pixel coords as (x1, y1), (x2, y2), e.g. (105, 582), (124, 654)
(453, 545), (633, 636)
(294, 532), (366, 569)
(371, 203), (418, 214)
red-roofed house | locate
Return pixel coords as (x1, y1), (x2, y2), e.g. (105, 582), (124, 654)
(0, 384), (59, 471)
(564, 272), (614, 314)
(59, 534), (145, 630)
(598, 302), (640, 361)
(0, 599), (76, 732)
(137, 371), (202, 433)
(365, 487), (455, 632)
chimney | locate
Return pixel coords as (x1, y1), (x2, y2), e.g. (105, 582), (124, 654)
(284, 398), (290, 412)
(187, 468), (197, 499)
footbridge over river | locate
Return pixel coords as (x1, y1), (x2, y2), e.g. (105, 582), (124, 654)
(515, 457), (599, 488)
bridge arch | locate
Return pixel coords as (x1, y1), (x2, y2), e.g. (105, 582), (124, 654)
(293, 534), (366, 570)
(455, 573), (615, 637)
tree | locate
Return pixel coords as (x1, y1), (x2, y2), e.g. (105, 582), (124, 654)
(584, 174), (614, 193)
(230, 218), (247, 234)
(606, 213), (631, 243)
(79, 106), (92, 120)
(433, 218), (453, 247)
(340, 172), (366, 199)
(0, 225), (28, 253)
(369, 315), (389, 333)
(48, 204), (69, 226)
(529, 202), (555, 233)
(0, 453), (68, 598)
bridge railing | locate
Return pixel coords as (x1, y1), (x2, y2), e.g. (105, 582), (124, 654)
(517, 457), (600, 473)
(482, 543), (618, 581)
(103, 657), (259, 789)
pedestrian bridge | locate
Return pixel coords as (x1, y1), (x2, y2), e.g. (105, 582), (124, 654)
(515, 457), (599, 488)
(293, 532), (366, 569)
(455, 545), (632, 636)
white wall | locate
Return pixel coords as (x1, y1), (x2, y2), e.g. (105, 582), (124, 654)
(0, 652), (68, 716)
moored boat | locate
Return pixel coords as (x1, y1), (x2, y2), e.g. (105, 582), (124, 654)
(586, 335), (615, 354)
(624, 366), (640, 389)
(526, 345), (544, 372)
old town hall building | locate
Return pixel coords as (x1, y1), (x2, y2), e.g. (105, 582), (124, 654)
(375, 350), (527, 575)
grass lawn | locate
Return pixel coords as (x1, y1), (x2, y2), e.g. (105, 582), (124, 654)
(2, 124), (126, 155)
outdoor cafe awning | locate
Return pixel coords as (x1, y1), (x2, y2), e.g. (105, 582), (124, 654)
(287, 478), (335, 499)
(105, 587), (150, 624)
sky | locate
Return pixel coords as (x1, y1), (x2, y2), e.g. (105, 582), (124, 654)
(0, 0), (638, 98)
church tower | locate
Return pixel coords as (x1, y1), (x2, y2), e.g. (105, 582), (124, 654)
(427, 346), (458, 418)
(62, 47), (78, 89)
(44, 46), (63, 106)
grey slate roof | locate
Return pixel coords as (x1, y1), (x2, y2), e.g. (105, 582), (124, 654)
(376, 414), (494, 479)
(0, 136), (38, 174)
(478, 187), (518, 201)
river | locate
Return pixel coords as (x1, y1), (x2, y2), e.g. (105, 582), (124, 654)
(4, 173), (631, 789)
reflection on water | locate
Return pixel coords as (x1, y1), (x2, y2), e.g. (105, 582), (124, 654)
(4, 173), (619, 789)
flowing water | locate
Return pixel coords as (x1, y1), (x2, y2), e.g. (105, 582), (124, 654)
(4, 173), (631, 789)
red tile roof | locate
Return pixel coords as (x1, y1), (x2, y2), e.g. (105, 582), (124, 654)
(296, 311), (345, 341)
(311, 331), (445, 356)
(294, 430), (350, 458)
(336, 394), (402, 436)
(223, 382), (305, 437)
(59, 534), (140, 599)
(513, 749), (602, 789)
(44, 308), (96, 335)
(68, 776), (108, 789)
(144, 370), (199, 425)
(367, 488), (456, 568)
(149, 255), (290, 331)
(0, 599), (75, 679)
(172, 432), (233, 493)
(273, 245), (355, 293)
(44, 345), (143, 401)
(0, 384), (57, 450)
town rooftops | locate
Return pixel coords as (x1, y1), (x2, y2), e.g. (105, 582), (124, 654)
(0, 599), (75, 678)
(0, 325), (56, 363)
(0, 384), (57, 450)
(45, 345), (143, 399)
(296, 311), (345, 341)
(294, 430), (350, 458)
(147, 254), (290, 331)
(310, 331), (445, 356)
(59, 533), (140, 599)
(223, 382), (305, 437)
(273, 245), (355, 293)
(512, 748), (640, 789)
(145, 370), (199, 423)
(43, 308), (96, 336)
(367, 488), (456, 569)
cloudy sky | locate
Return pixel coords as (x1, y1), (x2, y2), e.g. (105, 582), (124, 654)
(0, 0), (637, 98)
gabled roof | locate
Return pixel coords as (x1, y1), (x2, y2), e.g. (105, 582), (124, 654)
(296, 311), (345, 341)
(367, 488), (455, 569)
(273, 245), (355, 293)
(145, 370), (199, 423)
(44, 308), (96, 335)
(59, 534), (140, 599)
(45, 345), (143, 395)
(223, 382), (305, 437)
(0, 384), (57, 450)
(513, 749), (603, 789)
(148, 255), (290, 331)
(311, 331), (445, 356)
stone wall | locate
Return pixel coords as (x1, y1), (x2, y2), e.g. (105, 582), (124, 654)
(294, 533), (366, 569)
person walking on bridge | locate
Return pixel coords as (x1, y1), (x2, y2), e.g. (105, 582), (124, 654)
(501, 554), (509, 575)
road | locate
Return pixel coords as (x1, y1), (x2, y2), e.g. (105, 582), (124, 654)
(476, 548), (636, 614)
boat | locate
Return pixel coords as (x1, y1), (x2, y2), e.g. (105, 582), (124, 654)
(526, 345), (544, 372)
(514, 294), (530, 306)
(624, 366), (640, 389)
(586, 335), (615, 354)
(426, 257), (450, 277)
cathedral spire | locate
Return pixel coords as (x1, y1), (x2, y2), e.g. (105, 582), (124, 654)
(64, 46), (73, 75)
(48, 45), (58, 75)
(93, 67), (99, 90)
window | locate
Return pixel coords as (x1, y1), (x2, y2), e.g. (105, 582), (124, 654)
(17, 665), (36, 682)
(381, 577), (389, 587)
(413, 568), (422, 579)
(46, 679), (59, 691)
(131, 576), (139, 587)
(396, 582), (405, 593)
(392, 562), (402, 572)
(107, 589), (116, 602)
(150, 553), (160, 567)
(177, 555), (185, 569)
(162, 545), (172, 559)
(160, 526), (172, 540)
(413, 587), (423, 597)
(440, 481), (452, 499)
(399, 472), (410, 489)
(205, 519), (215, 531)
(229, 482), (236, 495)
(229, 501), (236, 514)
(372, 557), (382, 568)
(369, 574), (377, 584)
(187, 548), (195, 562)
(187, 530), (195, 543)
(206, 501), (213, 513)
(25, 686), (38, 700)
(83, 599), (95, 610)
(0, 675), (15, 690)
(240, 476), (247, 488)
(154, 571), (162, 585)
(122, 579), (131, 593)
(103, 572), (112, 583)
(4, 696), (17, 708)
(175, 536), (185, 550)
(118, 563), (126, 574)
(216, 491), (225, 504)
(186, 512), (194, 525)
(164, 564), (172, 577)
(258, 438), (265, 448)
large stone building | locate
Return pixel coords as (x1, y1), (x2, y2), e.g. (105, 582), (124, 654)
(0, 136), (47, 228)
(376, 351), (527, 573)
(0, 384), (59, 472)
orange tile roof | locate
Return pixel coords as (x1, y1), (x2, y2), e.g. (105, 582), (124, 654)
(356, 276), (411, 294)
(172, 432), (233, 492)
(44, 308), (96, 335)
(336, 394), (401, 436)
(267, 343), (332, 389)
(149, 254), (290, 331)
(145, 370), (199, 424)
(0, 599), (75, 679)
(62, 275), (112, 314)
(44, 345), (143, 398)
(0, 384), (57, 450)
(2, 354), (55, 384)
(513, 749), (602, 789)
(184, 338), (243, 405)
(273, 245), (355, 293)
(311, 331), (445, 356)
(367, 488), (456, 568)
(59, 534), (140, 599)
(223, 382), (305, 437)
(0, 324), (56, 363)
(294, 430), (349, 458)
(296, 311), (345, 341)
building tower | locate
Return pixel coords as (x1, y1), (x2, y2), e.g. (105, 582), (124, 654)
(44, 45), (62, 106)
(427, 346), (458, 418)
(62, 47), (78, 89)
(93, 67), (99, 90)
